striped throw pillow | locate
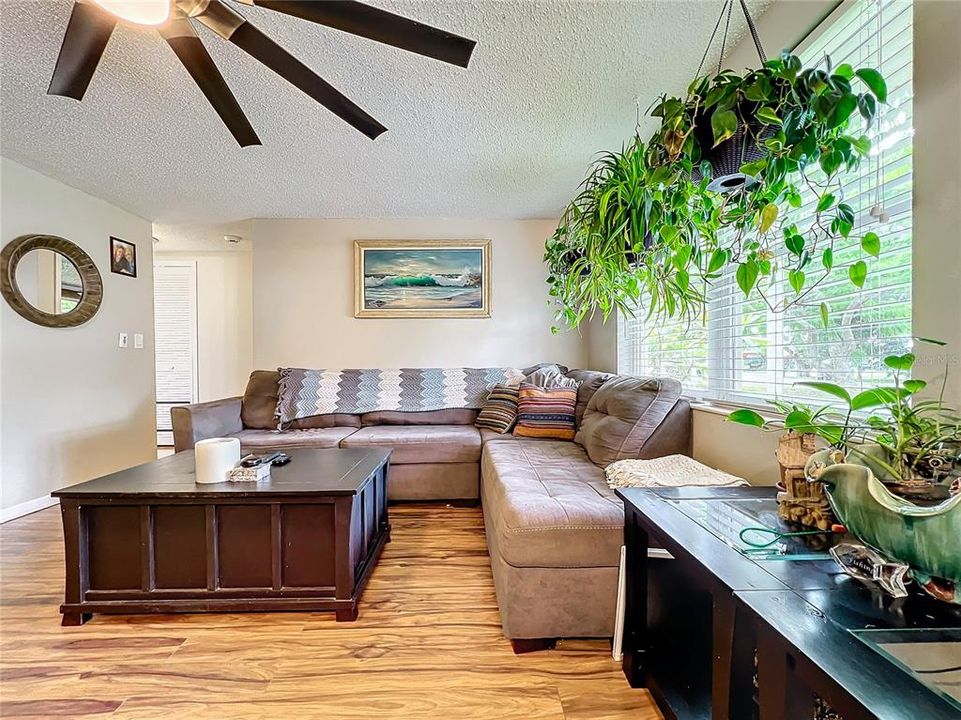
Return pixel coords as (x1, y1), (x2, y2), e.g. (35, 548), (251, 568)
(475, 384), (520, 434)
(513, 383), (578, 440)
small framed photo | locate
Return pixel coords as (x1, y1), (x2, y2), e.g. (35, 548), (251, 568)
(110, 236), (137, 278)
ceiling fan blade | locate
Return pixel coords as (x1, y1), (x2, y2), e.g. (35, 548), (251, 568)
(244, 0), (476, 68)
(230, 28), (386, 139)
(47, 0), (117, 99)
(189, 0), (385, 139)
(159, 18), (261, 147)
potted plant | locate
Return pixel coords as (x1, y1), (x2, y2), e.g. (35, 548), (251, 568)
(546, 51), (889, 332)
(727, 344), (961, 493)
(727, 340), (961, 603)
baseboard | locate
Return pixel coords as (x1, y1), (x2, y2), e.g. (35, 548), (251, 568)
(1, 495), (57, 524)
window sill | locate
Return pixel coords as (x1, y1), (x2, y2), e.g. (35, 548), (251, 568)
(689, 399), (784, 423)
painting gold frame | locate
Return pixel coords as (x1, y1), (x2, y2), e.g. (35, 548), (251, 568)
(354, 239), (491, 318)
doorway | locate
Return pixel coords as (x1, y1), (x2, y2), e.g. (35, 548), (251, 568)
(153, 261), (198, 450)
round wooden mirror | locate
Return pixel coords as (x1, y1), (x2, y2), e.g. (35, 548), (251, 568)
(1, 234), (103, 328)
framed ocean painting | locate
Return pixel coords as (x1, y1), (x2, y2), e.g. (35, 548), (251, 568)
(354, 240), (491, 318)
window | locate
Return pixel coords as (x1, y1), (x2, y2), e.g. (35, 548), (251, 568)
(618, 0), (913, 406)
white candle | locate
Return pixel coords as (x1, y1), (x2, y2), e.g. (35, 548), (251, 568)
(194, 437), (241, 484)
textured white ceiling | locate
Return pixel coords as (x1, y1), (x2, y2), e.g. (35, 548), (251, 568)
(1, 0), (771, 223)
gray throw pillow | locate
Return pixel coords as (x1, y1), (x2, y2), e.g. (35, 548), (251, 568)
(524, 364), (580, 388)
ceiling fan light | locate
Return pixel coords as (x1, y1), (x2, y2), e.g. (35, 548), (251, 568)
(92, 0), (171, 26)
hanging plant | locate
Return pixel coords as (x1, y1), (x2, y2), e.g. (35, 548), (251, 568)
(546, 0), (888, 332)
(545, 137), (707, 330)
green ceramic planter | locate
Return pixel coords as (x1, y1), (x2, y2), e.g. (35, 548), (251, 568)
(805, 445), (961, 603)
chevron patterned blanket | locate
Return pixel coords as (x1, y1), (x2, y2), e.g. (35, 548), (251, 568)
(276, 367), (526, 425)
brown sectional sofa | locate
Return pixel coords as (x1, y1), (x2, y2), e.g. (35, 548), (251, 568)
(171, 367), (691, 649)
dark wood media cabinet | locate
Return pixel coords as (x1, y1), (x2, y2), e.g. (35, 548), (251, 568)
(52, 448), (391, 626)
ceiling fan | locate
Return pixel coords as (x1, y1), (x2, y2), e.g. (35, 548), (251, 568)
(47, 0), (477, 146)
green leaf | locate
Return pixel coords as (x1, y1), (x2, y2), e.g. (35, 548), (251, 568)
(820, 301), (829, 329)
(855, 68), (888, 102)
(861, 231), (880, 257)
(788, 269), (805, 295)
(707, 249), (727, 274)
(851, 389), (895, 411)
(836, 203), (856, 225)
(830, 94), (858, 127)
(711, 110), (739, 147)
(659, 224), (679, 243)
(914, 336), (947, 346)
(883, 352), (916, 371)
(833, 63), (854, 80)
(784, 409), (813, 430)
(740, 159), (767, 177)
(816, 193), (836, 212)
(795, 381), (851, 405)
(736, 261), (759, 297)
(904, 379), (927, 394)
(851, 134), (871, 156)
(822, 248), (834, 271)
(858, 93), (878, 123)
(785, 234), (804, 256)
(759, 203), (779, 233)
(756, 106), (782, 125)
(819, 149), (843, 176)
(849, 260), (867, 288)
(726, 408), (765, 428)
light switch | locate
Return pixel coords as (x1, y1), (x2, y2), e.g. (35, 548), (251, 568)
(134, 333), (144, 349)
(118, 332), (128, 349)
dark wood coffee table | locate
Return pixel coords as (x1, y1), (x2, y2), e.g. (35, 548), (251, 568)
(52, 447), (391, 626)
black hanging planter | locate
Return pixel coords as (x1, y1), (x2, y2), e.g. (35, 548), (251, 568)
(692, 102), (776, 193)
(688, 0), (772, 193)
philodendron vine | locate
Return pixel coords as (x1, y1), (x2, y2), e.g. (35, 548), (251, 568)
(546, 50), (888, 332)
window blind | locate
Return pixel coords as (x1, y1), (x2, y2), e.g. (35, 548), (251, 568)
(154, 262), (198, 446)
(618, 0), (913, 406)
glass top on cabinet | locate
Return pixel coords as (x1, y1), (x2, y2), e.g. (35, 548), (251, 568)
(850, 628), (961, 711)
(664, 497), (847, 561)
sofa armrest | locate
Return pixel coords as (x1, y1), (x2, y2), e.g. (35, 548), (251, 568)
(171, 397), (244, 452)
(636, 399), (693, 459)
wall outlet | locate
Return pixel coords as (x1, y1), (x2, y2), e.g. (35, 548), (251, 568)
(118, 332), (128, 349)
(134, 333), (144, 349)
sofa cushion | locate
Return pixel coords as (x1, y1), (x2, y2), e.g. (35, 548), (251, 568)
(565, 369), (615, 426)
(241, 370), (283, 430)
(481, 440), (622, 568)
(513, 384), (577, 440)
(241, 370), (360, 430)
(475, 384), (520, 434)
(231, 427), (357, 449)
(575, 376), (682, 466)
(360, 408), (477, 426)
(479, 428), (518, 444)
(340, 425), (481, 464)
(523, 364), (578, 388)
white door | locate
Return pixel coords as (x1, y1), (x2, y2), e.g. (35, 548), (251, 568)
(154, 261), (198, 447)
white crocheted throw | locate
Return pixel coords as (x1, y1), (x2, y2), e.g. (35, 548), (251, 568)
(605, 455), (748, 489)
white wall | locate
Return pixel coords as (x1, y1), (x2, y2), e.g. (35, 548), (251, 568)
(250, 218), (584, 370)
(0, 158), (156, 518)
(912, 0), (961, 405)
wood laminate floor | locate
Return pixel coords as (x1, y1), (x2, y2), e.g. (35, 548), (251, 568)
(0, 504), (661, 719)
